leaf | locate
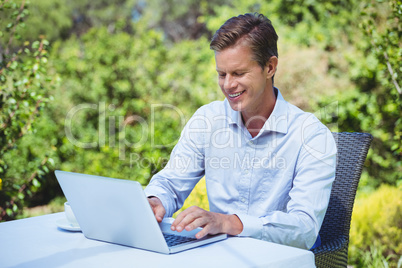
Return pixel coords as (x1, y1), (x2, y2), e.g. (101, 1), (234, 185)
(32, 41), (40, 49)
(10, 61), (18, 70)
(18, 192), (24, 200)
(6, 208), (13, 216)
(32, 178), (40, 187)
(47, 158), (55, 166)
(42, 166), (49, 173)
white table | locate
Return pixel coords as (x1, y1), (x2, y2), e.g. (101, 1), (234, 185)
(0, 213), (315, 268)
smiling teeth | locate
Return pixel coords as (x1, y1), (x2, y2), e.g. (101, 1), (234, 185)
(229, 91), (244, 98)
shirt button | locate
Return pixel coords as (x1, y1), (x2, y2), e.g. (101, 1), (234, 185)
(249, 141), (254, 145)
(241, 198), (247, 203)
(245, 170), (249, 174)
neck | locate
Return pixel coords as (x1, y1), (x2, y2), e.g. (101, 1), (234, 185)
(242, 87), (277, 138)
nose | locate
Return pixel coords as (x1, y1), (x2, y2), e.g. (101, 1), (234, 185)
(223, 75), (237, 91)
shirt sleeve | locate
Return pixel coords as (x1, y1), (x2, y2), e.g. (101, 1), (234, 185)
(144, 109), (207, 217)
(237, 125), (337, 250)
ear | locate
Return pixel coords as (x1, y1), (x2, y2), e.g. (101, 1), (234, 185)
(265, 56), (278, 79)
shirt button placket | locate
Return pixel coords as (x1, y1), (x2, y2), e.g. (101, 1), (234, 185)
(245, 139), (257, 209)
(238, 162), (250, 211)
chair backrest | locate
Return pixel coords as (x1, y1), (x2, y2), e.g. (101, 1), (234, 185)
(319, 132), (373, 246)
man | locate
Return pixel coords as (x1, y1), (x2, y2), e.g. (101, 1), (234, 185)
(145, 13), (336, 250)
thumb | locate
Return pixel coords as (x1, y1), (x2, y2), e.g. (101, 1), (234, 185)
(154, 207), (165, 222)
(149, 198), (166, 222)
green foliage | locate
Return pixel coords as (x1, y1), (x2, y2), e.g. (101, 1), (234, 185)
(18, 195), (66, 219)
(349, 185), (402, 267)
(354, 244), (402, 268)
(203, 0), (362, 48)
(1, 1), (223, 221)
(317, 0), (402, 189)
(15, 0), (73, 42)
(68, 0), (138, 30)
(47, 25), (174, 184)
(27, 17), (219, 189)
(0, 0), (56, 220)
(15, 0), (230, 43)
(1, 0), (223, 214)
(142, 0), (231, 42)
(9, 0), (139, 42)
(360, 0), (402, 157)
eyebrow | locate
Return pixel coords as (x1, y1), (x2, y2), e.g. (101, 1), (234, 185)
(216, 68), (248, 73)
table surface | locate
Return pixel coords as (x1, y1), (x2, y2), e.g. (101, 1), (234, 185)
(0, 213), (315, 268)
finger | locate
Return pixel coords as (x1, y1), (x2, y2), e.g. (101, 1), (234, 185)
(171, 208), (190, 228)
(171, 209), (189, 231)
(174, 213), (199, 232)
(171, 206), (196, 230)
(184, 217), (208, 232)
(195, 225), (210, 239)
(172, 207), (202, 232)
(148, 198), (166, 222)
(154, 207), (165, 222)
(178, 208), (210, 232)
(194, 212), (223, 238)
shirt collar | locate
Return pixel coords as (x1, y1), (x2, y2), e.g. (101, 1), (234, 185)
(225, 87), (288, 134)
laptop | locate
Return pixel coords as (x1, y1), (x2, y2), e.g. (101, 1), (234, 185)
(55, 170), (227, 254)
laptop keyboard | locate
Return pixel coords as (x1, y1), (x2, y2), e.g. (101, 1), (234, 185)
(163, 233), (197, 247)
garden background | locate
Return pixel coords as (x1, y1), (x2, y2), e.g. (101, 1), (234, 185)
(0, 0), (401, 267)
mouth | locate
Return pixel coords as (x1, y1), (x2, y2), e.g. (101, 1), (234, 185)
(228, 90), (246, 99)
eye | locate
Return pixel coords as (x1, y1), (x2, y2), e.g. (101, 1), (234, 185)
(234, 72), (244, 77)
(218, 73), (226, 78)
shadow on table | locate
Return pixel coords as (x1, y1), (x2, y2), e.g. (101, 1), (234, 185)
(8, 244), (126, 268)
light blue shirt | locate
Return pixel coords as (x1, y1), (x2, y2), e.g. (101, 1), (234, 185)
(145, 88), (337, 249)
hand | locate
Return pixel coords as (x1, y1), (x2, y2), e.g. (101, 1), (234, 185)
(147, 196), (166, 222)
(170, 206), (243, 239)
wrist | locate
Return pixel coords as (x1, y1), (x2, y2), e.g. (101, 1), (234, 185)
(223, 214), (243, 235)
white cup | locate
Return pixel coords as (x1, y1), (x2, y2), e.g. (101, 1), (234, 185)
(64, 202), (79, 227)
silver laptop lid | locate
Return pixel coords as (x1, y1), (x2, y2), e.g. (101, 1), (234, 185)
(55, 170), (170, 254)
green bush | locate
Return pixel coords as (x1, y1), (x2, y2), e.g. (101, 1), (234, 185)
(0, 0), (57, 221)
(349, 185), (402, 266)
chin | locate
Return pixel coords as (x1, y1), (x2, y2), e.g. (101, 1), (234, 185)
(228, 102), (243, 112)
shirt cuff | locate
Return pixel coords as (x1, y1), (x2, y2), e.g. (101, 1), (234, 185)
(144, 185), (175, 217)
(235, 213), (264, 239)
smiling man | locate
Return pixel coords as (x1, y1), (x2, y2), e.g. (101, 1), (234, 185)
(145, 13), (337, 250)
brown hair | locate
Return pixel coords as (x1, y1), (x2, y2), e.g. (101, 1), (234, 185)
(210, 13), (278, 69)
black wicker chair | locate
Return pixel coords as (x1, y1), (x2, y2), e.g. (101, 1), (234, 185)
(312, 132), (373, 267)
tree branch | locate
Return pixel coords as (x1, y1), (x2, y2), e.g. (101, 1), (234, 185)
(5, 0), (26, 55)
(383, 51), (401, 95)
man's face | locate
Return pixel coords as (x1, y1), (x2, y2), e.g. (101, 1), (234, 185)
(215, 44), (275, 119)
